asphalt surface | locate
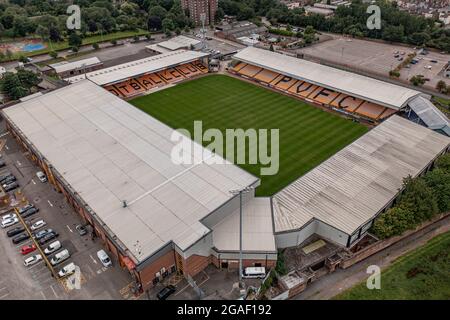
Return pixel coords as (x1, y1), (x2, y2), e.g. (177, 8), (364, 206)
(0, 119), (134, 300)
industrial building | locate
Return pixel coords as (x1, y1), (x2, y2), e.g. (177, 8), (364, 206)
(146, 36), (202, 54)
(273, 115), (450, 249)
(49, 57), (103, 79)
(2, 80), (277, 292)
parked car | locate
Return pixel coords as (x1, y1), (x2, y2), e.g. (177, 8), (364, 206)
(1, 213), (16, 221)
(3, 181), (19, 192)
(21, 207), (39, 218)
(0, 160), (5, 168)
(33, 228), (54, 240)
(30, 219), (46, 231)
(18, 204), (35, 214)
(1, 217), (19, 228)
(430, 59), (438, 63)
(75, 224), (87, 236)
(7, 226), (25, 237)
(36, 171), (47, 183)
(12, 233), (30, 244)
(24, 254), (42, 267)
(50, 249), (70, 266)
(44, 240), (61, 255)
(58, 262), (76, 278)
(424, 65), (432, 70)
(2, 176), (17, 185)
(156, 285), (176, 300)
(97, 249), (112, 267)
(21, 244), (37, 255)
(0, 173), (13, 183)
(38, 231), (58, 245)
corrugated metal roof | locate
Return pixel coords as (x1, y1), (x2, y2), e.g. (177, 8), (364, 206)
(233, 47), (421, 110)
(50, 57), (101, 73)
(66, 50), (209, 86)
(2, 80), (258, 264)
(212, 197), (276, 253)
(408, 96), (450, 131)
(272, 115), (450, 235)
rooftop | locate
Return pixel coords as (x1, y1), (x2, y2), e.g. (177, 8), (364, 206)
(233, 47), (421, 110)
(211, 197), (276, 253)
(49, 57), (102, 73)
(272, 115), (450, 235)
(66, 50), (209, 86)
(2, 80), (258, 264)
(155, 35), (201, 51)
(408, 96), (450, 134)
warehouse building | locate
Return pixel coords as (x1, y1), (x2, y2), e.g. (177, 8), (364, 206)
(2, 80), (277, 292)
(273, 115), (450, 249)
(146, 36), (202, 54)
(49, 57), (103, 79)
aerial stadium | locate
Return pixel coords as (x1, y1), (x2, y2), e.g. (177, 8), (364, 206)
(2, 45), (449, 293)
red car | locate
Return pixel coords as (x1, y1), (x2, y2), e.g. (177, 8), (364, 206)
(21, 244), (36, 255)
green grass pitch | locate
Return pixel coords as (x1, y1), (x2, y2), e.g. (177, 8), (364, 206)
(130, 74), (368, 196)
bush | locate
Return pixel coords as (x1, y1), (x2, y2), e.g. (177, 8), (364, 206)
(92, 43), (99, 50)
(110, 39), (117, 46)
(389, 70), (400, 77)
(49, 51), (58, 59)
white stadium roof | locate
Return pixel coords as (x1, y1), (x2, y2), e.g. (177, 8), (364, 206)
(233, 47), (421, 110)
(66, 50), (209, 86)
(272, 115), (450, 235)
(49, 57), (102, 74)
(3, 80), (258, 264)
(212, 197), (276, 253)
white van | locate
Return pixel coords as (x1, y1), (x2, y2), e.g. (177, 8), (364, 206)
(242, 267), (266, 279)
(44, 240), (61, 255)
(50, 249), (70, 266)
(58, 262), (76, 278)
(36, 171), (47, 183)
(96, 249), (112, 267)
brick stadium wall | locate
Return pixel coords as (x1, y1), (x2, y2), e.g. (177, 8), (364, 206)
(138, 250), (176, 290)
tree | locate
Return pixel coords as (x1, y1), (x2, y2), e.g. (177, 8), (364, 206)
(397, 176), (438, 222)
(382, 25), (405, 43)
(35, 25), (48, 40)
(371, 207), (414, 239)
(49, 51), (58, 59)
(49, 26), (61, 42)
(175, 27), (181, 35)
(424, 169), (450, 213)
(436, 80), (447, 93)
(147, 16), (162, 31)
(16, 69), (40, 88)
(410, 75), (427, 86)
(0, 72), (29, 100)
(68, 32), (82, 48)
(148, 5), (167, 20)
(162, 17), (175, 32)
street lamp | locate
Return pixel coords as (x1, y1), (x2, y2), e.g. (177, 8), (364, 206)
(229, 186), (254, 283)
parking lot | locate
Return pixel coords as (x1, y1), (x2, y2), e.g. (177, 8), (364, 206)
(0, 119), (137, 300)
(297, 36), (450, 90)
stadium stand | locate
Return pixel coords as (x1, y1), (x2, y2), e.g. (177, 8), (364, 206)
(230, 47), (426, 123)
(102, 61), (207, 99)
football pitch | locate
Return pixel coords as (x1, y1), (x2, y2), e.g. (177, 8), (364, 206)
(130, 75), (368, 196)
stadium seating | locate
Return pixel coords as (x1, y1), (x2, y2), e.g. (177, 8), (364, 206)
(157, 68), (185, 83)
(253, 69), (280, 84)
(102, 61), (208, 99)
(238, 64), (263, 78)
(271, 76), (298, 90)
(231, 62), (399, 122)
